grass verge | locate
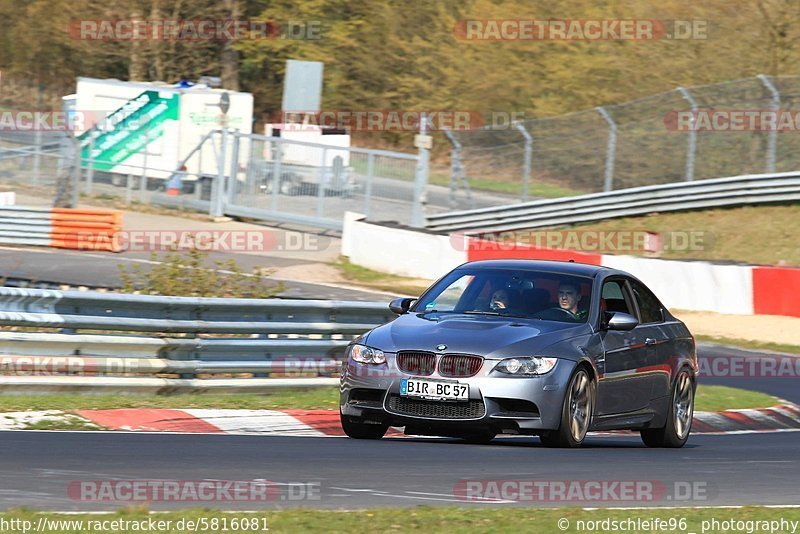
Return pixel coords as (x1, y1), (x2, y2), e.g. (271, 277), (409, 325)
(21, 414), (103, 431)
(559, 204), (800, 265)
(428, 173), (583, 198)
(0, 506), (798, 533)
(0, 389), (339, 413)
(694, 384), (780, 412)
(0, 385), (779, 415)
(333, 257), (431, 296)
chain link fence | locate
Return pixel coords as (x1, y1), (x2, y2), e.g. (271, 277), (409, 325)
(446, 75), (800, 207)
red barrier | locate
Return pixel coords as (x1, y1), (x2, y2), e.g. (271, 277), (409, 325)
(752, 266), (800, 318)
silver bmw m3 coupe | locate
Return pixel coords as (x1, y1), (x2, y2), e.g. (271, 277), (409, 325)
(340, 259), (697, 448)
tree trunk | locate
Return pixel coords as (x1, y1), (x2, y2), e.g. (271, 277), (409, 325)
(221, 0), (241, 90)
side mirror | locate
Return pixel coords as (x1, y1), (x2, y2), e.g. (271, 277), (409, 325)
(605, 312), (638, 331)
(389, 297), (415, 315)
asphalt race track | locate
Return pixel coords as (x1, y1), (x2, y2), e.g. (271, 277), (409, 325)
(699, 344), (800, 404)
(0, 343), (797, 512)
(0, 430), (798, 511)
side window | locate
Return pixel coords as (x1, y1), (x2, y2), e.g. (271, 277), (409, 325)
(629, 280), (664, 323)
(601, 280), (632, 314)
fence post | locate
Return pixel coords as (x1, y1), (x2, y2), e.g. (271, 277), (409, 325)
(210, 129), (228, 217)
(442, 128), (473, 209)
(270, 137), (283, 212)
(86, 135), (95, 195)
(32, 129), (42, 186)
(363, 152), (375, 217)
(676, 87), (698, 182)
(227, 130), (240, 205)
(596, 106), (617, 192)
(140, 128), (149, 202)
(513, 121), (533, 201)
(410, 114), (430, 227)
(757, 74), (779, 174)
(316, 147), (328, 217)
(70, 139), (81, 208)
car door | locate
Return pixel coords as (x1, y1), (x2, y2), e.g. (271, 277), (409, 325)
(596, 278), (653, 415)
(628, 278), (672, 401)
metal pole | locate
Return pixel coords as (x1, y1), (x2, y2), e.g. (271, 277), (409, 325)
(316, 147), (328, 217)
(32, 85), (43, 186)
(227, 130), (240, 205)
(71, 140), (81, 208)
(443, 128), (461, 208)
(32, 129), (42, 186)
(140, 128), (149, 203)
(125, 173), (133, 205)
(270, 138), (283, 212)
(363, 152), (374, 218)
(676, 87), (698, 182)
(757, 74), (779, 174)
(411, 113), (430, 227)
(86, 136), (95, 194)
(514, 121), (533, 200)
(596, 107), (617, 192)
(211, 129), (228, 217)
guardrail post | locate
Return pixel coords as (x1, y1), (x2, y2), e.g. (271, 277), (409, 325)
(757, 74), (779, 174)
(513, 121), (533, 201)
(596, 106), (617, 192)
(410, 114), (430, 227)
(677, 87), (698, 182)
(210, 129), (228, 217)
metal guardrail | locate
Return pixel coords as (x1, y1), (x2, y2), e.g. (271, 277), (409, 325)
(426, 172), (800, 233)
(0, 287), (394, 393)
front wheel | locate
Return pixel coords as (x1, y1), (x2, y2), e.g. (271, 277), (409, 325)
(641, 369), (694, 448)
(540, 367), (595, 448)
(340, 413), (388, 440)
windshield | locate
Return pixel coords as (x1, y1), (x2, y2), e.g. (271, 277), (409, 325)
(413, 268), (593, 323)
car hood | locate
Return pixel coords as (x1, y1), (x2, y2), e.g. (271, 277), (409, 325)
(364, 312), (591, 359)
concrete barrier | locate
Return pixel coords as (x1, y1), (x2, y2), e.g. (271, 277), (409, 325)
(341, 214), (800, 317)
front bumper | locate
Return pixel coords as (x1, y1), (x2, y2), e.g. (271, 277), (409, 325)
(340, 357), (577, 435)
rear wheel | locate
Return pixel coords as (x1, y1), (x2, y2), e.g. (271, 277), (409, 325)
(340, 413), (388, 440)
(540, 368), (595, 448)
(641, 369), (694, 448)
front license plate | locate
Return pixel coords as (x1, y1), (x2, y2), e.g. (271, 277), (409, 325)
(400, 378), (469, 402)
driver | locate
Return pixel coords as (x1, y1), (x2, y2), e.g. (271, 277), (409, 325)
(557, 281), (587, 320)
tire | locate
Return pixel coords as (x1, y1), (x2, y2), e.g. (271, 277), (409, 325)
(641, 369), (694, 448)
(340, 413), (388, 440)
(539, 367), (595, 448)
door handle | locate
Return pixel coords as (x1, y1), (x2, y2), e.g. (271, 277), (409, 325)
(645, 338), (657, 346)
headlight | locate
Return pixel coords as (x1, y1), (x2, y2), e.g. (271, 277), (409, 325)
(348, 344), (386, 365)
(494, 357), (557, 375)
